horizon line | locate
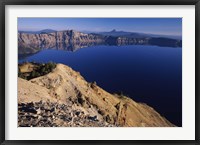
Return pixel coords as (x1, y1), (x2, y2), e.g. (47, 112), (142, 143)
(18, 28), (182, 37)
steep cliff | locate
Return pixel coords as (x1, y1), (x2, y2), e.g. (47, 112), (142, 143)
(18, 30), (105, 54)
(18, 30), (182, 55)
(18, 63), (175, 127)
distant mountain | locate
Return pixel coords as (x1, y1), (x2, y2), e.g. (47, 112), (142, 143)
(18, 29), (56, 34)
(141, 33), (182, 40)
(19, 29), (181, 40)
(95, 29), (135, 37)
(18, 29), (182, 56)
(94, 29), (182, 40)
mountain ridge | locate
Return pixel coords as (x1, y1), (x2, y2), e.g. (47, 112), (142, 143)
(19, 29), (182, 40)
(82, 29), (181, 40)
(18, 29), (182, 56)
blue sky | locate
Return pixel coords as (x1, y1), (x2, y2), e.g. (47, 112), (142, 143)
(18, 18), (182, 36)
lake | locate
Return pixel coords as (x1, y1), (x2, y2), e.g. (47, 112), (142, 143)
(19, 45), (182, 126)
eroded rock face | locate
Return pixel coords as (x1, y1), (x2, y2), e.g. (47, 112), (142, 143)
(18, 30), (105, 54)
(18, 63), (175, 127)
(18, 30), (182, 55)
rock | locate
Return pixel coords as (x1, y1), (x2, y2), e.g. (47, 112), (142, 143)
(18, 29), (181, 57)
(19, 104), (37, 114)
(36, 108), (41, 114)
(18, 63), (176, 127)
(87, 115), (98, 121)
(75, 111), (80, 116)
(105, 115), (112, 123)
(18, 101), (115, 127)
(18, 30), (105, 55)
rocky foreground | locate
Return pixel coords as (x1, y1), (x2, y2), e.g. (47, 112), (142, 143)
(18, 63), (175, 127)
(18, 101), (115, 127)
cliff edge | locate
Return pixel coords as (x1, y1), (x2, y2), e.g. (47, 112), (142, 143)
(18, 63), (175, 127)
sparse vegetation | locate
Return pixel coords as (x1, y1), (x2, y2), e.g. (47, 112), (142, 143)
(114, 91), (129, 100)
(18, 63), (175, 127)
(18, 62), (56, 80)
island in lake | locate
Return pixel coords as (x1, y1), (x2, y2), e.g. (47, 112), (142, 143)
(18, 18), (182, 127)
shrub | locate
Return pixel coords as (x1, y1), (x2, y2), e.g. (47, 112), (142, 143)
(18, 62), (57, 80)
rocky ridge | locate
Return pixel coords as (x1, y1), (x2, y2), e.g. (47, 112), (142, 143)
(18, 30), (182, 55)
(18, 30), (104, 54)
(18, 63), (175, 127)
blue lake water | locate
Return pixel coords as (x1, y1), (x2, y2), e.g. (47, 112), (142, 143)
(19, 45), (182, 126)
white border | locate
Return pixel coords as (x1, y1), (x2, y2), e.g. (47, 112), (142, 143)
(5, 5), (195, 140)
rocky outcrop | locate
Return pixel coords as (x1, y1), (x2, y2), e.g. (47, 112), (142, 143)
(18, 63), (175, 127)
(18, 30), (182, 55)
(18, 30), (105, 54)
(105, 36), (182, 47)
(105, 36), (149, 45)
(18, 101), (115, 127)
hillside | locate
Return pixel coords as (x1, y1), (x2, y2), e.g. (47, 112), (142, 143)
(18, 63), (175, 127)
